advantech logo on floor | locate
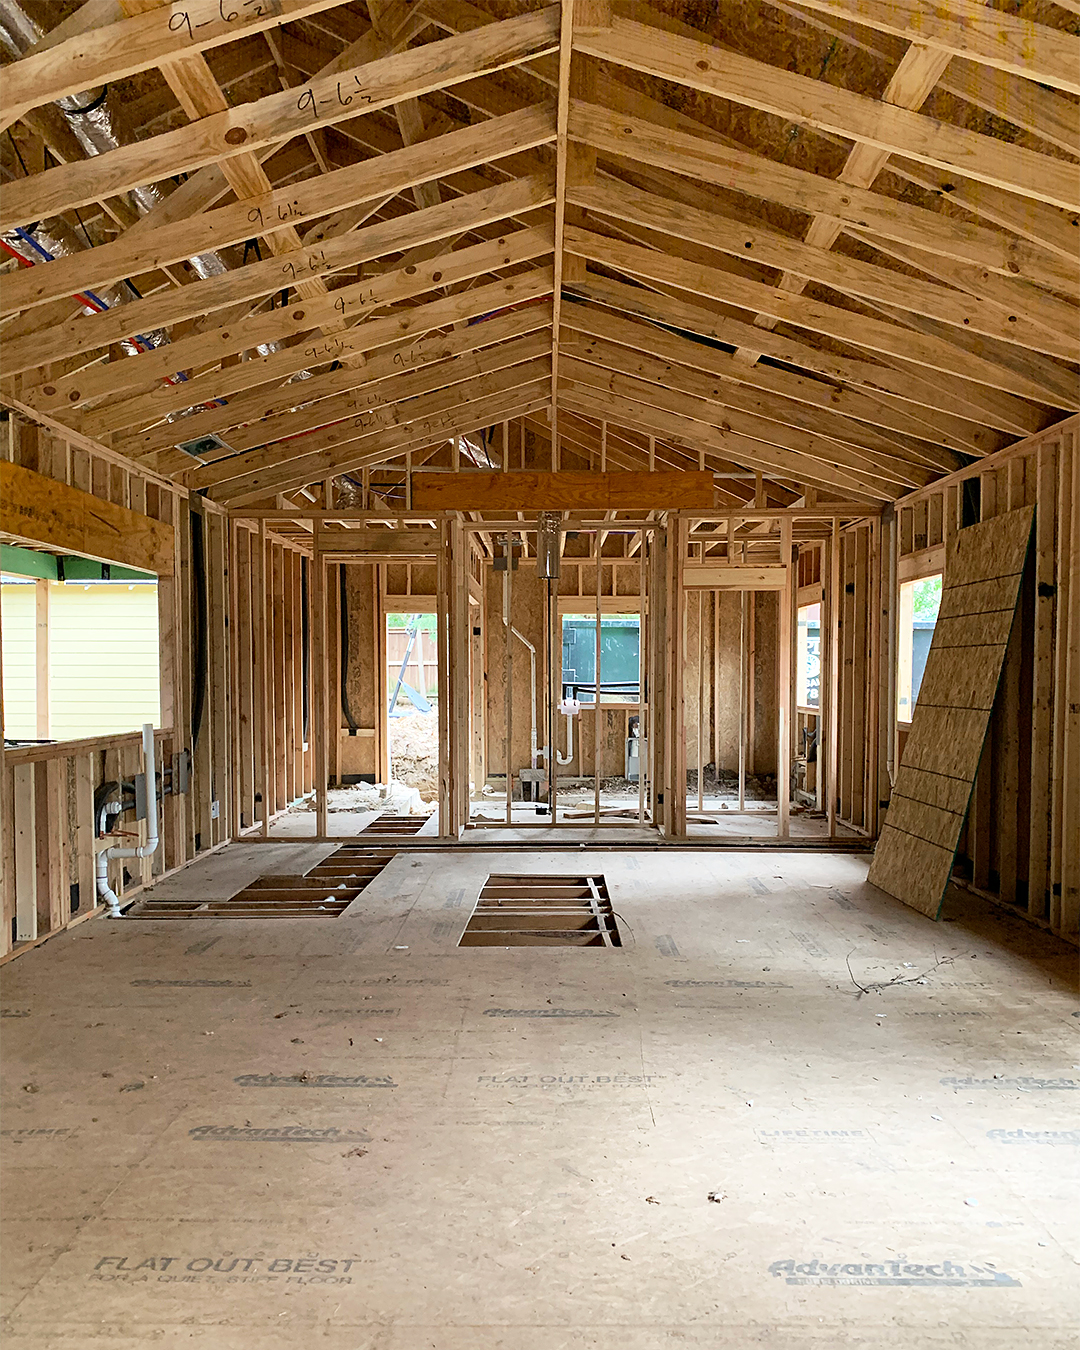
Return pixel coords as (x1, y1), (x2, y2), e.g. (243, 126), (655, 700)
(769, 1258), (1022, 1287)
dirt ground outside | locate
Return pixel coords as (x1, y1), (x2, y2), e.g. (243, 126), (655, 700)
(388, 706), (440, 798)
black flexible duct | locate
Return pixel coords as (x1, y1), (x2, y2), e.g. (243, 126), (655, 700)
(300, 556), (310, 741)
(339, 565), (358, 735)
(93, 779), (134, 837)
(190, 511), (208, 750)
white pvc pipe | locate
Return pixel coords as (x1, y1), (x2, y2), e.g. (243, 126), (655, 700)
(97, 723), (160, 918)
(538, 710), (575, 767)
(559, 706), (574, 765)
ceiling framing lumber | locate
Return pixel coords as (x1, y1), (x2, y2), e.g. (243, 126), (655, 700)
(117, 302), (552, 463)
(782, 0), (1080, 95)
(187, 352), (553, 489)
(0, 0), (354, 125)
(567, 275), (1046, 440)
(0, 7), (561, 229)
(885, 156), (1080, 265)
(560, 383), (894, 500)
(13, 224), (552, 390)
(0, 103), (556, 316)
(213, 377), (554, 503)
(564, 227), (1076, 410)
(411, 468), (714, 509)
(172, 330), (552, 478)
(770, 0), (1080, 155)
(560, 327), (963, 474)
(560, 304), (990, 464)
(560, 358), (930, 493)
(573, 18), (1080, 211)
(75, 268), (555, 436)
(0, 0), (1074, 510)
(567, 101), (1079, 296)
(9, 174), (550, 389)
(569, 176), (1078, 361)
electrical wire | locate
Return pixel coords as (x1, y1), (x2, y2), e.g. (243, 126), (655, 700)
(339, 566), (359, 734)
(189, 512), (208, 751)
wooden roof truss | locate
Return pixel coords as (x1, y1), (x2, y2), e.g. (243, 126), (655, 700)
(1, 0), (1076, 514)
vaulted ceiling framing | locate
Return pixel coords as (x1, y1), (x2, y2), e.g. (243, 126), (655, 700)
(1, 0), (1076, 521)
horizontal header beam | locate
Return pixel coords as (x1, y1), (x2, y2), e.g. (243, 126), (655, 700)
(0, 460), (174, 575)
(410, 470), (716, 510)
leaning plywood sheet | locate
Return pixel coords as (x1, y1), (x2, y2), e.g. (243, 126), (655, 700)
(868, 506), (1035, 918)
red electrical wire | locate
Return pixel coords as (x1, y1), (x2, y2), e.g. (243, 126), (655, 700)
(1, 237), (221, 405)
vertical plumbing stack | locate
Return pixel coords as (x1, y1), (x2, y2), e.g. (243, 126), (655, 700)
(96, 724), (160, 918)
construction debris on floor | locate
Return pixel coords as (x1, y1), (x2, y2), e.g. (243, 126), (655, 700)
(1, 846), (1075, 1348)
(290, 781), (435, 816)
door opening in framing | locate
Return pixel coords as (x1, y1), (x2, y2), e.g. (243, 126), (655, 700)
(464, 520), (657, 834)
(672, 515), (860, 843)
(385, 611), (439, 801)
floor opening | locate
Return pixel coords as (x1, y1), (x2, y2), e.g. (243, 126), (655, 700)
(128, 846), (400, 918)
(458, 873), (620, 947)
(360, 814), (427, 836)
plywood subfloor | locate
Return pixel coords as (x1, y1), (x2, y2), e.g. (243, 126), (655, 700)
(1, 847), (1076, 1349)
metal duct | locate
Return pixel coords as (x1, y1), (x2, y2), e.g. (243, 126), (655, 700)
(459, 431), (496, 468)
(1, 1), (165, 351)
(0, 0), (273, 390)
(536, 512), (562, 581)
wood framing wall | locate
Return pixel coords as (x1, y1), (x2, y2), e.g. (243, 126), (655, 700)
(340, 562), (384, 785)
(4, 408), (1075, 954)
(892, 416), (1079, 943)
(793, 518), (885, 838)
(230, 520), (313, 832)
(681, 591), (779, 780)
(482, 555), (650, 784)
(0, 414), (309, 960)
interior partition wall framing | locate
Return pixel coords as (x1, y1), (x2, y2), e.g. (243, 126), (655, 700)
(4, 413), (1077, 955)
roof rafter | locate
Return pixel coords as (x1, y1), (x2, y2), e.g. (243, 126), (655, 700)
(565, 226), (1077, 409)
(0, 103), (555, 316)
(118, 301), (551, 463)
(14, 223), (552, 393)
(213, 369), (553, 502)
(1, 0), (1075, 507)
(0, 5), (560, 230)
(573, 16), (1080, 211)
(570, 175), (1077, 360)
(568, 100), (1078, 296)
(783, 0), (1080, 95)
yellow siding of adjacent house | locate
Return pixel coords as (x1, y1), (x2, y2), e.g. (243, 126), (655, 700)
(48, 584), (160, 738)
(0, 583), (37, 739)
(1, 581), (160, 741)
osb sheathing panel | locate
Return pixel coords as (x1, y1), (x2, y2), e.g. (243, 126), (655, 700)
(679, 589), (780, 777)
(683, 593), (710, 772)
(340, 563), (378, 779)
(483, 562), (548, 779)
(564, 705), (634, 780)
(752, 591), (779, 777)
(869, 508), (1035, 920)
(714, 591), (742, 772)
